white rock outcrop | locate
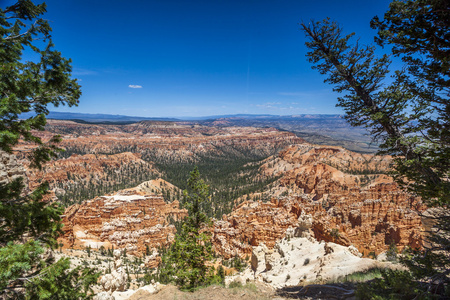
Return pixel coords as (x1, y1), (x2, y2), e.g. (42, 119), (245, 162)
(94, 292), (115, 300)
(95, 250), (128, 300)
(227, 227), (388, 289)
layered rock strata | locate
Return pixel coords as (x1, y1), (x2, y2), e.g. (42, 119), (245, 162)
(27, 152), (159, 192)
(60, 181), (187, 262)
(60, 143), (425, 262)
(0, 150), (28, 189)
(276, 145), (425, 255)
(213, 144), (425, 257)
(37, 120), (304, 163)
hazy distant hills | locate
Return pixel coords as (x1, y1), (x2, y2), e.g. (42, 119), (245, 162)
(20, 111), (180, 123)
(195, 115), (377, 153)
(22, 111), (376, 153)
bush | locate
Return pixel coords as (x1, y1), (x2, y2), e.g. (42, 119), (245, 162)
(231, 256), (247, 272)
(330, 228), (340, 239)
(330, 267), (383, 284)
(228, 280), (243, 289)
(356, 269), (428, 299)
(386, 243), (398, 262)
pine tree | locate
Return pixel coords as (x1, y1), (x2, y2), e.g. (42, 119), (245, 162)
(300, 0), (449, 296)
(0, 1), (98, 298)
(157, 167), (215, 291)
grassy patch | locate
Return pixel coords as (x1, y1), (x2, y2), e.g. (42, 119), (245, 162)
(228, 281), (258, 293)
(327, 267), (385, 284)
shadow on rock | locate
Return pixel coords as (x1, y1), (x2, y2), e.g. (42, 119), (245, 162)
(276, 283), (356, 300)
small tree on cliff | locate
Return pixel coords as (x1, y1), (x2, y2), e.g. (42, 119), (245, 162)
(158, 167), (216, 291)
(0, 1), (98, 298)
(300, 0), (449, 297)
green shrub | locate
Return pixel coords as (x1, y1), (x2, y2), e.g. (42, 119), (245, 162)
(386, 243), (398, 262)
(356, 269), (429, 299)
(228, 280), (243, 289)
(330, 228), (340, 239)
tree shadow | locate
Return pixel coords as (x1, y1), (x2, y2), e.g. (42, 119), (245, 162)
(276, 283), (356, 299)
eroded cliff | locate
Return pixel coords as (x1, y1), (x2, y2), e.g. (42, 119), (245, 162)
(213, 144), (425, 258)
(59, 179), (187, 268)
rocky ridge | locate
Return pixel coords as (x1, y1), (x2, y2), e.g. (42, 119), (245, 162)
(59, 179), (187, 267)
(213, 144), (425, 257)
(226, 225), (389, 289)
(60, 143), (425, 262)
(27, 152), (159, 196)
(18, 120), (304, 208)
(41, 120), (304, 163)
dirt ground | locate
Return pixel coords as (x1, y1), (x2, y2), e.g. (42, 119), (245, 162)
(125, 282), (358, 300)
(276, 283), (357, 300)
(126, 283), (281, 300)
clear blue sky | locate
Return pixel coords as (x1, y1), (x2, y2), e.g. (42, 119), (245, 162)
(18, 0), (393, 117)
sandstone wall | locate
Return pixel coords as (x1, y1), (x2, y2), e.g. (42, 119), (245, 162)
(58, 142), (426, 261)
(60, 183), (187, 258)
(213, 144), (425, 258)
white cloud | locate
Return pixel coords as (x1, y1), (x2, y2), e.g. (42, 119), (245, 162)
(256, 104), (273, 108)
(128, 85), (143, 89)
(256, 102), (282, 109)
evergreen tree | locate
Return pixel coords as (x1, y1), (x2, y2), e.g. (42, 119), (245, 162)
(370, 1), (450, 295)
(0, 1), (98, 298)
(300, 0), (449, 297)
(217, 265), (225, 285)
(158, 167), (215, 291)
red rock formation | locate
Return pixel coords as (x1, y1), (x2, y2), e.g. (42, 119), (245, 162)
(59, 184), (187, 258)
(40, 120), (304, 162)
(213, 144), (425, 258)
(16, 120), (303, 204)
(275, 145), (425, 255)
(213, 199), (298, 259)
(59, 143), (426, 260)
(27, 152), (159, 192)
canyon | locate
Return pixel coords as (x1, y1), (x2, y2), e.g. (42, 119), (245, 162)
(41, 120), (303, 161)
(3, 119), (428, 297)
(22, 120), (302, 211)
(39, 121), (426, 260)
(213, 144), (424, 258)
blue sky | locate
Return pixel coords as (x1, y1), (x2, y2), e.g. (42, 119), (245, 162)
(17, 0), (393, 117)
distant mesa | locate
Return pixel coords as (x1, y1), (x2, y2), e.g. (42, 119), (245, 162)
(19, 111), (180, 123)
(19, 111), (375, 153)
